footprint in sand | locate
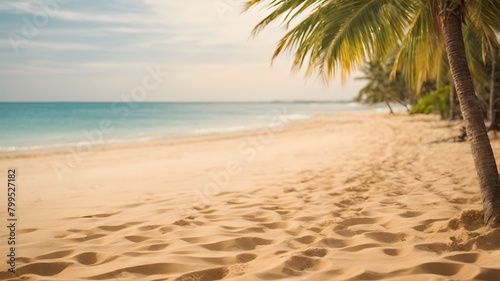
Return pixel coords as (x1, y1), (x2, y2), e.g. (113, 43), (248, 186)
(342, 243), (381, 252)
(332, 226), (359, 238)
(71, 233), (107, 242)
(87, 262), (196, 280)
(320, 237), (349, 248)
(36, 250), (74, 260)
(293, 235), (316, 245)
(125, 235), (151, 243)
(16, 257), (32, 264)
(80, 211), (120, 219)
(242, 210), (278, 223)
(97, 223), (132, 231)
(201, 237), (273, 251)
(174, 219), (205, 227)
(474, 268), (500, 280)
(73, 252), (114, 265)
(236, 253), (257, 263)
(364, 231), (408, 243)
(260, 221), (289, 230)
(234, 226), (266, 233)
(159, 225), (176, 233)
(381, 246), (413, 257)
(174, 266), (229, 281)
(18, 228), (37, 234)
(283, 255), (324, 273)
(414, 262), (464, 276)
(138, 224), (162, 231)
(414, 242), (452, 254)
(444, 252), (480, 263)
(140, 243), (170, 251)
(15, 262), (72, 277)
(340, 217), (380, 227)
(302, 248), (328, 257)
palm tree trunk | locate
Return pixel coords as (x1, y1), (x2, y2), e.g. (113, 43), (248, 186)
(488, 48), (497, 131)
(379, 84), (394, 114)
(385, 100), (394, 114)
(441, 2), (500, 226)
(449, 82), (455, 121)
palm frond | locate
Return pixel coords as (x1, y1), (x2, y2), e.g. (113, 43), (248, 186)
(467, 0), (500, 61)
(245, 0), (326, 36)
(318, 0), (415, 82)
(392, 1), (443, 93)
(246, 0), (499, 91)
(464, 21), (493, 88)
(248, 0), (418, 83)
(467, 0), (500, 34)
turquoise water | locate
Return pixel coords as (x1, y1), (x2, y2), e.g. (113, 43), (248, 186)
(0, 102), (391, 151)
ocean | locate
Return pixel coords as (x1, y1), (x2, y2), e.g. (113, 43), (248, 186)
(0, 102), (396, 151)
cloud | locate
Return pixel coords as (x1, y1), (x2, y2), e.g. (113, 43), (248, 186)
(0, 1), (168, 25)
(0, 0), (364, 101)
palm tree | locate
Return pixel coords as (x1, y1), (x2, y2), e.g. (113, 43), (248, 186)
(356, 59), (396, 113)
(355, 57), (412, 112)
(246, 0), (500, 226)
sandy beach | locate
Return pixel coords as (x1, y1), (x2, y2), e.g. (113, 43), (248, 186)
(1, 112), (500, 281)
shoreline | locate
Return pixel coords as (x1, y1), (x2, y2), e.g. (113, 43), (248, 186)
(0, 111), (302, 155)
(0, 102), (404, 154)
(0, 110), (375, 159)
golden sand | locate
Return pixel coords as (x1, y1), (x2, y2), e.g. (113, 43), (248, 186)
(1, 112), (500, 281)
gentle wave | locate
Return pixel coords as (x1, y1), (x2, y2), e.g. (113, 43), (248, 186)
(0, 137), (157, 152)
(1, 116), (316, 152)
(193, 114), (312, 135)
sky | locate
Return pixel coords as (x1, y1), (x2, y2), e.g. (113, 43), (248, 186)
(0, 0), (365, 102)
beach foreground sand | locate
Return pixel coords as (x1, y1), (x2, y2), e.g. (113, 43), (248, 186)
(1, 112), (500, 281)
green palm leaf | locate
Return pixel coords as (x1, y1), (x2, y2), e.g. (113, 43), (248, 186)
(247, 0), (498, 91)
